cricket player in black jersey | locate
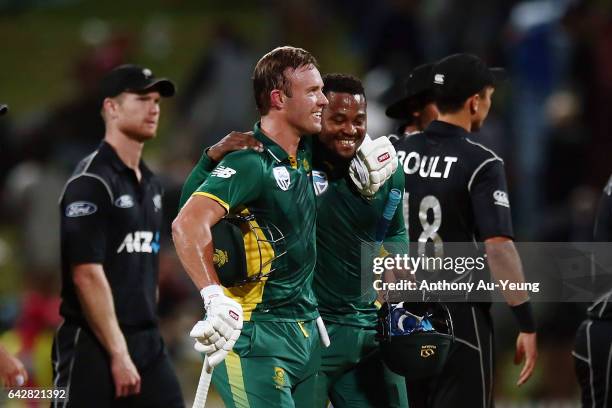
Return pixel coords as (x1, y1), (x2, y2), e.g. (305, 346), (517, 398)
(53, 65), (184, 407)
(386, 63), (439, 141)
(392, 54), (538, 408)
(573, 175), (612, 407)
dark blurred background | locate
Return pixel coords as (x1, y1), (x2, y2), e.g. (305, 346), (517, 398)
(1, 0), (611, 406)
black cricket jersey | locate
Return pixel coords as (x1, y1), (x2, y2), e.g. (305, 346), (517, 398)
(589, 174), (612, 320)
(59, 141), (163, 329)
(393, 121), (514, 290)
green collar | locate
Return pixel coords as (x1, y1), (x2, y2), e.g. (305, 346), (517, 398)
(253, 122), (307, 164)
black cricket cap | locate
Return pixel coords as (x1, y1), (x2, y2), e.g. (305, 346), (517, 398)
(386, 63), (435, 119)
(100, 64), (176, 100)
(0, 104), (7, 116)
(432, 53), (505, 104)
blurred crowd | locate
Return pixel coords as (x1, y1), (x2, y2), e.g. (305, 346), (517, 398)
(1, 0), (612, 405)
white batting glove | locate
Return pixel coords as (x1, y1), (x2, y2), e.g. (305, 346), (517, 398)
(190, 285), (243, 369)
(349, 135), (398, 197)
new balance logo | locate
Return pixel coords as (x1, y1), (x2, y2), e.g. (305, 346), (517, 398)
(211, 166), (236, 178)
(117, 231), (160, 253)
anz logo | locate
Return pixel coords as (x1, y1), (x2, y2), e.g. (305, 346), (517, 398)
(117, 231), (160, 254)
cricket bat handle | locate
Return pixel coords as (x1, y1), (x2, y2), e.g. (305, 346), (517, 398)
(192, 355), (213, 408)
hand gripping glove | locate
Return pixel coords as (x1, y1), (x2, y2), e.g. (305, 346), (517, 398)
(190, 285), (243, 369)
(349, 135), (398, 197)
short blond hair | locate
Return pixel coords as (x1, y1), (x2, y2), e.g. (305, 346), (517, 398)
(252, 46), (318, 115)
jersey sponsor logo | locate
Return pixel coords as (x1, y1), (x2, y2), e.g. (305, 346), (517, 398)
(403, 152), (458, 179)
(273, 166), (291, 191)
(493, 190), (510, 207)
(434, 73), (444, 84)
(211, 166), (236, 178)
(114, 194), (134, 208)
(153, 194), (162, 212)
(377, 152), (390, 163)
(117, 231), (160, 254)
(65, 201), (98, 217)
(312, 170), (328, 196)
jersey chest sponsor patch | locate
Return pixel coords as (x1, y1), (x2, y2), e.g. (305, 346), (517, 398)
(273, 166), (291, 191)
(114, 194), (134, 208)
(65, 201), (97, 217)
(117, 231), (160, 254)
(312, 170), (328, 195)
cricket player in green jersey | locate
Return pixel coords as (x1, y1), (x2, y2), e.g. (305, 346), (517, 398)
(311, 74), (408, 407)
(173, 46), (328, 407)
(180, 74), (408, 407)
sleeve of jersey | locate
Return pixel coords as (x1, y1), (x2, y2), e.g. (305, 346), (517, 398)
(594, 191), (612, 242)
(178, 149), (215, 210)
(61, 176), (111, 264)
(194, 151), (263, 213)
(383, 167), (409, 254)
(469, 159), (514, 240)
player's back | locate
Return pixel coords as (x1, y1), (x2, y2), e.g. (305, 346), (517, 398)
(396, 121), (507, 244)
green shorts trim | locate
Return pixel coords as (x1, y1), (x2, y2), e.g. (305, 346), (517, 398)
(212, 320), (321, 408)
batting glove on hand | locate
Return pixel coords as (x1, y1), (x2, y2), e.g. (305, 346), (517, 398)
(349, 135), (398, 197)
(191, 285), (243, 369)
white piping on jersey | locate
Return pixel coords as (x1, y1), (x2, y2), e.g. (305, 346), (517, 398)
(472, 306), (487, 408)
(489, 332), (493, 406)
(571, 350), (589, 363)
(587, 320), (596, 406)
(587, 291), (612, 318)
(597, 292), (611, 318)
(58, 150), (114, 204)
(605, 342), (612, 406)
(465, 138), (502, 161)
(63, 328), (81, 408)
(266, 148), (282, 163)
(468, 158), (501, 192)
(454, 337), (480, 351)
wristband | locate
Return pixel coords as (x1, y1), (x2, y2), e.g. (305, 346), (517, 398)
(200, 284), (224, 306)
(510, 301), (536, 333)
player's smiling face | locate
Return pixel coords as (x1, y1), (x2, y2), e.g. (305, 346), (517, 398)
(115, 90), (161, 142)
(283, 65), (328, 135)
(319, 91), (367, 160)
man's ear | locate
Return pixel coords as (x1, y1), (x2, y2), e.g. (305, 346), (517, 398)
(469, 94), (480, 114)
(270, 89), (284, 110)
(103, 97), (117, 119)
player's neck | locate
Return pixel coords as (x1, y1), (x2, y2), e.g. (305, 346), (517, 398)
(403, 124), (422, 135)
(437, 112), (472, 132)
(104, 131), (144, 174)
(260, 115), (301, 156)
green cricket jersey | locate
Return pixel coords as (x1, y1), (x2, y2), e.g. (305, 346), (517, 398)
(311, 138), (408, 328)
(184, 123), (318, 322)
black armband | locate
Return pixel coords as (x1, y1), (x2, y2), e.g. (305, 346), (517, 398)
(510, 301), (536, 333)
